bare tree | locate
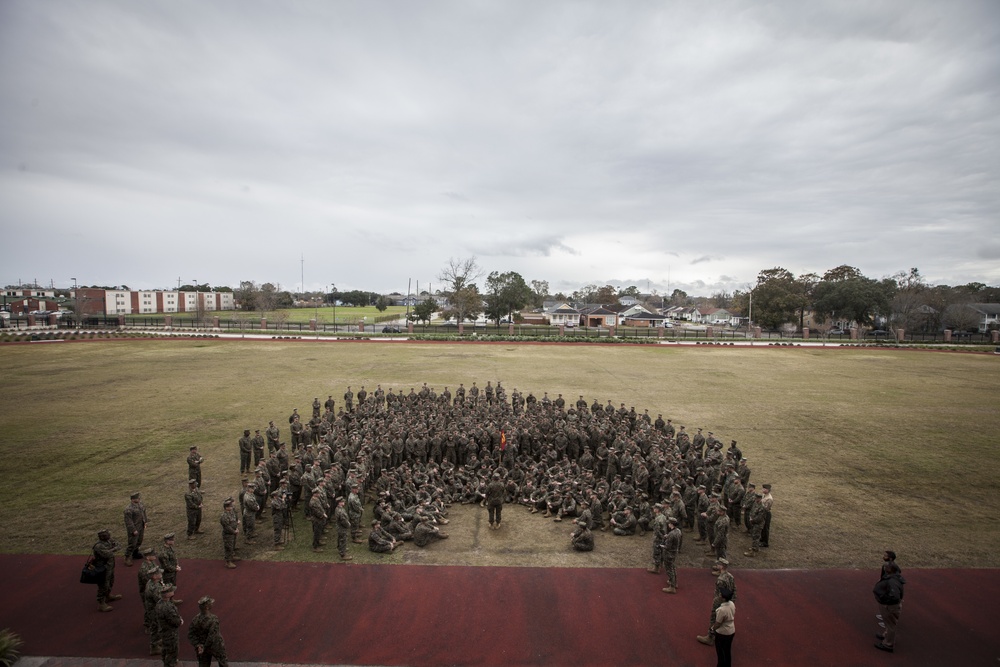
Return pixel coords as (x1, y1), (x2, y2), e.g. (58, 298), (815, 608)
(438, 257), (483, 323)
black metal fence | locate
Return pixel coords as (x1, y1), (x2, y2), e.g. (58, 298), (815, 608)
(0, 315), (988, 344)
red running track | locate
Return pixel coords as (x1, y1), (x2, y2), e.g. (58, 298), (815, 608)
(1, 554), (997, 666)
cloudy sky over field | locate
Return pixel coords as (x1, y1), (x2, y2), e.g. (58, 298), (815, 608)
(1, 1), (998, 297)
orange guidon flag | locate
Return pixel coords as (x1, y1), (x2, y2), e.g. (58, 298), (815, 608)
(500, 431), (507, 451)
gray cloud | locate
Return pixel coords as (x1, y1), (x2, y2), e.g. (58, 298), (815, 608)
(1, 0), (997, 294)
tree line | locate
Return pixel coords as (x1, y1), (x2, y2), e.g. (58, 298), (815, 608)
(227, 261), (997, 333)
(725, 266), (999, 333)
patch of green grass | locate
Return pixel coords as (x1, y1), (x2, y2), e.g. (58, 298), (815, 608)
(0, 341), (997, 569)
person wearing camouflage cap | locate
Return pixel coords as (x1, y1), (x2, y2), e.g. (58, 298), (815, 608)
(307, 488), (328, 553)
(185, 479), (204, 540)
(660, 516), (682, 594)
(571, 516), (594, 552)
(334, 496), (354, 560)
(413, 513), (449, 547)
(698, 559), (737, 647)
(188, 595), (228, 666)
(155, 583), (183, 666)
(144, 567), (165, 655)
(710, 505), (730, 562)
(92, 528), (122, 612)
(219, 498), (240, 569)
(745, 492), (766, 557)
(157, 533), (182, 598)
(647, 504), (669, 574)
(123, 491), (148, 566)
(137, 547), (159, 614)
(187, 446), (204, 487)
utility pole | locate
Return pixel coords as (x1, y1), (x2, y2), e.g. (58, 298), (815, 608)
(405, 279), (412, 323)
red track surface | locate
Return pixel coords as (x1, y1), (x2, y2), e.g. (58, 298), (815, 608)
(2, 554), (997, 666)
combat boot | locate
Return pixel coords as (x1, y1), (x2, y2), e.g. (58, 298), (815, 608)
(743, 549), (756, 557)
(697, 634), (714, 646)
(542, 509), (551, 518)
(225, 561), (237, 569)
(107, 593), (122, 601)
(647, 565), (661, 574)
(489, 522), (495, 529)
(98, 602), (113, 612)
(662, 586), (677, 594)
(124, 556), (133, 567)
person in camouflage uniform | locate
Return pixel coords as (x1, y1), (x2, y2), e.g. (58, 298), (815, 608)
(219, 498), (240, 569)
(156, 534), (182, 599)
(660, 516), (682, 594)
(745, 492), (766, 557)
(368, 520), (400, 553)
(137, 547), (159, 612)
(688, 484), (707, 541)
(187, 446), (204, 487)
(185, 479), (204, 539)
(238, 429), (252, 474)
(571, 518), (594, 551)
(266, 420), (280, 455)
(92, 529), (122, 612)
(335, 496), (354, 560)
(251, 429), (266, 466)
(741, 483), (756, 532)
(647, 504), (669, 573)
(710, 506), (730, 561)
(155, 584), (183, 667)
(124, 492), (148, 565)
(144, 567), (165, 655)
(698, 558), (737, 646)
(242, 492), (259, 544)
(188, 595), (228, 667)
(413, 514), (449, 547)
(308, 488), (327, 552)
(347, 484), (364, 543)
(485, 471), (505, 529)
(270, 490), (286, 550)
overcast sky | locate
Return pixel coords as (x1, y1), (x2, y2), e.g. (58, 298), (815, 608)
(2, 1), (998, 297)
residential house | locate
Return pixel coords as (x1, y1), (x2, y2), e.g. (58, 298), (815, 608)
(545, 303), (581, 327)
(970, 303), (1000, 333)
(578, 305), (618, 327)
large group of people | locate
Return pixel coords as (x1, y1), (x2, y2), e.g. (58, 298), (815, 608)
(93, 379), (787, 665)
(88, 378), (916, 662)
(228, 380), (775, 659)
(231, 382), (775, 574)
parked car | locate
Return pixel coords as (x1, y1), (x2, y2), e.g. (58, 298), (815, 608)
(828, 328), (845, 335)
(381, 325), (401, 333)
(867, 329), (890, 338)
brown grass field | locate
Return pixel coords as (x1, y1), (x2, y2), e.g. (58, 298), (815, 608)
(1, 339), (997, 570)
